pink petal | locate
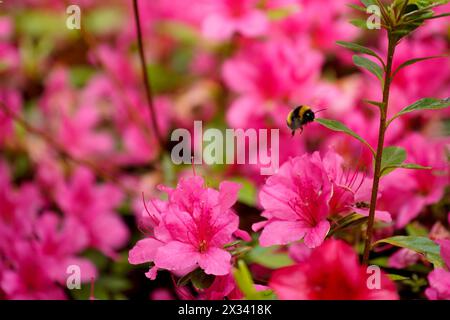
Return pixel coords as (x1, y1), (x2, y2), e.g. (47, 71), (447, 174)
(202, 14), (234, 40)
(198, 247), (231, 276)
(235, 11), (268, 37)
(234, 229), (251, 242)
(252, 220), (267, 232)
(219, 181), (241, 210)
(353, 208), (392, 223)
(128, 238), (164, 265)
(155, 241), (199, 271)
(145, 266), (159, 280)
(259, 220), (306, 247)
(303, 220), (330, 248)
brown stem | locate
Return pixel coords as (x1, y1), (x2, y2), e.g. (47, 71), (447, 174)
(132, 0), (165, 149)
(362, 35), (396, 265)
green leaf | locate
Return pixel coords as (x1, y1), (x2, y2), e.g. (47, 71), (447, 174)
(246, 245), (294, 269)
(373, 236), (445, 267)
(233, 260), (271, 300)
(348, 4), (367, 12)
(406, 222), (429, 237)
(191, 269), (215, 290)
(364, 100), (385, 109)
(350, 19), (368, 29)
(388, 274), (410, 281)
(380, 162), (432, 176)
(388, 98), (450, 126)
(316, 118), (375, 157)
(337, 41), (385, 67)
(392, 56), (446, 78)
(353, 55), (384, 82)
(330, 213), (368, 235)
(361, 0), (377, 6)
(380, 146), (406, 176)
(404, 164), (432, 170)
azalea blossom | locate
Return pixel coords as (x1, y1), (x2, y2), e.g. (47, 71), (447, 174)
(255, 150), (391, 249)
(129, 176), (243, 278)
(202, 0), (268, 40)
(254, 152), (333, 248)
(270, 239), (399, 300)
(379, 134), (449, 228)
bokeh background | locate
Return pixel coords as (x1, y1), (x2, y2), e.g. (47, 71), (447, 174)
(0, 0), (449, 300)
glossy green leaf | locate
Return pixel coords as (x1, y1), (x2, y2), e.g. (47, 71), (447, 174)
(364, 100), (385, 109)
(350, 19), (368, 29)
(380, 146), (406, 176)
(316, 118), (375, 157)
(353, 55), (384, 82)
(388, 98), (450, 126)
(373, 236), (445, 267)
(337, 41), (385, 67)
(361, 0), (377, 7)
(392, 56), (445, 78)
(233, 260), (272, 300)
(388, 274), (410, 281)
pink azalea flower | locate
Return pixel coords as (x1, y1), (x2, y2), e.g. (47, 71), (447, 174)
(56, 168), (128, 258)
(34, 212), (97, 284)
(254, 152), (333, 248)
(379, 134), (448, 228)
(270, 239), (399, 300)
(129, 176), (242, 278)
(426, 240), (450, 300)
(323, 150), (392, 223)
(202, 0), (268, 40)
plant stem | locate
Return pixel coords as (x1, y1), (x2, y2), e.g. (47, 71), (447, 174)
(132, 0), (165, 149)
(362, 34), (396, 265)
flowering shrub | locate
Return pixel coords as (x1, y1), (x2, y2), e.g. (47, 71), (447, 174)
(0, 0), (449, 300)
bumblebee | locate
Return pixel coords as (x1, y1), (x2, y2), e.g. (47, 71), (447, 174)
(286, 105), (316, 136)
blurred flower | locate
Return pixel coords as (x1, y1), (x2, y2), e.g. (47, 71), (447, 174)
(223, 38), (322, 129)
(56, 168), (128, 258)
(202, 0), (268, 40)
(426, 240), (450, 300)
(270, 239), (398, 299)
(379, 134), (449, 228)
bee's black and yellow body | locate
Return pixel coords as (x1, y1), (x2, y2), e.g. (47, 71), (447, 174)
(286, 105), (316, 136)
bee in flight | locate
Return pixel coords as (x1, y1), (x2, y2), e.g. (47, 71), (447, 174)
(286, 105), (326, 136)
